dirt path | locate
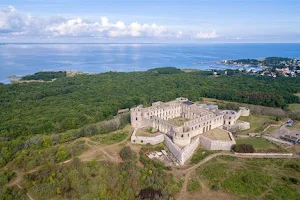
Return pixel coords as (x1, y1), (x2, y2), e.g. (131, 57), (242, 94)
(3, 127), (133, 200)
(4, 130), (298, 200)
(178, 171), (191, 200)
(177, 152), (298, 200)
(6, 169), (24, 187)
(5, 135), (125, 191)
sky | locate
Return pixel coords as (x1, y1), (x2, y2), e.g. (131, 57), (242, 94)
(0, 0), (300, 43)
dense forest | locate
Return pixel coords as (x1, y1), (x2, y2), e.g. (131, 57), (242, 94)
(1, 67), (300, 167)
(1, 67), (300, 199)
(1, 68), (299, 137)
(20, 71), (67, 81)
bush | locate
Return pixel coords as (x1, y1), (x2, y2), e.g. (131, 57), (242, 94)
(232, 144), (255, 153)
(119, 146), (136, 161)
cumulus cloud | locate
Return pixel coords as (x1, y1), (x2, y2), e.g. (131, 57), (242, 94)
(45, 17), (169, 38)
(0, 6), (28, 33)
(0, 6), (220, 40)
(195, 30), (219, 39)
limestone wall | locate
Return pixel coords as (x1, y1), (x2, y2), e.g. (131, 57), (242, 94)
(237, 121), (250, 130)
(199, 130), (235, 151)
(165, 135), (200, 165)
(238, 107), (250, 116)
(164, 135), (183, 164)
(234, 152), (293, 156)
(131, 129), (164, 145)
(223, 120), (250, 131)
(152, 116), (176, 134)
(181, 136), (200, 164)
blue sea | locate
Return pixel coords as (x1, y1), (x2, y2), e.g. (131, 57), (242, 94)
(1, 43), (300, 83)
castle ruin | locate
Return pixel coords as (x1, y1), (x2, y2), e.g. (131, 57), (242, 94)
(130, 97), (250, 165)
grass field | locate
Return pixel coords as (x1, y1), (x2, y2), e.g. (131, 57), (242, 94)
(288, 103), (300, 112)
(190, 148), (215, 164)
(187, 178), (202, 192)
(135, 128), (161, 137)
(91, 130), (129, 144)
(287, 121), (300, 131)
(266, 125), (280, 133)
(168, 117), (189, 126)
(239, 114), (278, 134)
(235, 137), (279, 149)
(195, 156), (300, 199)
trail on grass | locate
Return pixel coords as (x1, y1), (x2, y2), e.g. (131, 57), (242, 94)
(177, 152), (298, 200)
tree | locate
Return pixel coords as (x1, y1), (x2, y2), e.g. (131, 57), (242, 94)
(119, 146), (136, 161)
(232, 144), (255, 153)
(55, 146), (69, 162)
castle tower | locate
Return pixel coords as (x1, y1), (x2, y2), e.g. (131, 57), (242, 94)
(130, 106), (143, 128)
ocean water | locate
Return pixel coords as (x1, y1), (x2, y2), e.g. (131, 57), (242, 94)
(1, 43), (300, 83)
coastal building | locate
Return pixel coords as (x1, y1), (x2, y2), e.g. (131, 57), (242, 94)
(130, 98), (250, 165)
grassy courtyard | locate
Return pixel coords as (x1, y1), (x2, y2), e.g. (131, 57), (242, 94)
(135, 127), (161, 137)
(194, 156), (300, 199)
(203, 128), (231, 141)
(168, 117), (189, 126)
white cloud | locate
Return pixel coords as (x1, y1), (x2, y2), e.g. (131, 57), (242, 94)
(0, 6), (220, 40)
(195, 30), (219, 39)
(0, 6), (28, 33)
(45, 18), (101, 37)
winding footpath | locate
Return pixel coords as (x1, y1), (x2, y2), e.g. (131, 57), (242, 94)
(178, 152), (299, 200)
(3, 132), (298, 200)
(3, 135), (129, 200)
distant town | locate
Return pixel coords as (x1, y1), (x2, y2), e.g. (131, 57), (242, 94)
(217, 57), (300, 77)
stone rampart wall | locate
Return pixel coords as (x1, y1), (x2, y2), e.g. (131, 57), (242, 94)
(199, 129), (235, 151)
(164, 135), (183, 164)
(233, 152), (293, 156)
(131, 129), (164, 145)
(181, 136), (200, 164)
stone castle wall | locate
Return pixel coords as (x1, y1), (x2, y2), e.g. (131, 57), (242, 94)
(130, 98), (249, 165)
(199, 129), (235, 151)
(164, 135), (200, 165)
(131, 129), (164, 145)
(181, 136), (200, 164)
(164, 135), (183, 164)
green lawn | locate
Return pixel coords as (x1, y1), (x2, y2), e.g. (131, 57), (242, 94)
(187, 178), (202, 192)
(195, 156), (300, 199)
(91, 131), (129, 144)
(190, 148), (215, 164)
(168, 117), (189, 126)
(266, 126), (280, 133)
(203, 128), (231, 141)
(235, 137), (278, 149)
(287, 121), (300, 131)
(239, 114), (277, 134)
(288, 103), (300, 113)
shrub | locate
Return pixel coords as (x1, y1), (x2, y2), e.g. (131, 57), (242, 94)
(119, 146), (136, 161)
(147, 127), (153, 133)
(232, 144), (255, 153)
